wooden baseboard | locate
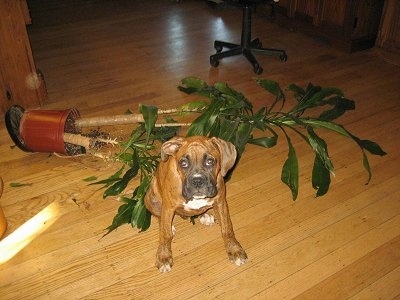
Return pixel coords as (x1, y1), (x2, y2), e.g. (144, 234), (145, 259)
(371, 47), (400, 67)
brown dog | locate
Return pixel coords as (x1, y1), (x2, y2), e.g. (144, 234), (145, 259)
(144, 136), (247, 272)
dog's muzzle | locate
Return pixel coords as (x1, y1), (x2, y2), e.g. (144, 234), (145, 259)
(182, 172), (217, 201)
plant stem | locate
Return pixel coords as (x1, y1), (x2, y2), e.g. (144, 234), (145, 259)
(75, 114), (145, 128)
(75, 109), (200, 128)
(63, 133), (92, 149)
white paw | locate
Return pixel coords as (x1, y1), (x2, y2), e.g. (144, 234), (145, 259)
(199, 213), (215, 226)
(233, 256), (247, 266)
(158, 263), (172, 273)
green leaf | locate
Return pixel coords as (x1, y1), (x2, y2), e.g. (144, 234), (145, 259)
(319, 97), (355, 121)
(233, 122), (253, 159)
(119, 124), (146, 154)
(103, 152), (140, 198)
(256, 78), (284, 99)
(103, 180), (128, 198)
(131, 199), (151, 231)
(248, 135), (277, 148)
(213, 82), (253, 112)
(358, 139), (387, 156)
(9, 182), (33, 187)
(353, 138), (386, 184)
(291, 119), (351, 137)
(297, 83), (321, 104)
(312, 155), (331, 197)
(295, 87), (343, 113)
(251, 107), (267, 130)
(213, 117), (241, 141)
(248, 126), (278, 148)
(103, 175), (153, 235)
(178, 77), (210, 96)
(180, 76), (208, 90)
(139, 104), (158, 144)
(117, 152), (133, 164)
(362, 150), (372, 184)
(90, 166), (124, 187)
(256, 78), (285, 112)
(135, 175), (152, 199)
(299, 119), (386, 183)
(307, 127), (334, 174)
(281, 134), (299, 200)
(130, 175), (152, 231)
(186, 99), (224, 136)
(103, 200), (137, 237)
(285, 83), (305, 100)
(82, 176), (98, 182)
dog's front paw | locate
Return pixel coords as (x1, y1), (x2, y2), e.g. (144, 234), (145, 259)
(156, 246), (173, 273)
(227, 242), (248, 266)
(199, 213), (215, 226)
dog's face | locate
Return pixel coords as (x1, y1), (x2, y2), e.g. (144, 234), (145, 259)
(161, 136), (237, 202)
(177, 142), (218, 201)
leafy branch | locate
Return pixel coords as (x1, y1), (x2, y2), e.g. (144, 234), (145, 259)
(92, 77), (386, 235)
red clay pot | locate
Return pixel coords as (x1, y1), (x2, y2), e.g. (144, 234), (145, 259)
(19, 108), (82, 155)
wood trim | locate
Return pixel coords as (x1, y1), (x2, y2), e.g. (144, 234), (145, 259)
(0, 0), (46, 115)
(376, 0), (400, 50)
(20, 0), (32, 25)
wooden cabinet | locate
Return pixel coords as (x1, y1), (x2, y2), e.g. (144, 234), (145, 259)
(276, 0), (385, 52)
(0, 0), (46, 115)
(376, 0), (400, 51)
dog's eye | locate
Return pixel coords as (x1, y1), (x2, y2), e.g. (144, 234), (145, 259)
(179, 158), (189, 169)
(205, 157), (215, 167)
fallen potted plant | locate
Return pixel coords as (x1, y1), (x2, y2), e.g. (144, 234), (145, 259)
(5, 77), (386, 234)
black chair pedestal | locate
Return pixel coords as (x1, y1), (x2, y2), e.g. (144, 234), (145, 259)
(210, 2), (287, 74)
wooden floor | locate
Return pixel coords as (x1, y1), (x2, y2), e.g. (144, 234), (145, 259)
(1, 0), (400, 298)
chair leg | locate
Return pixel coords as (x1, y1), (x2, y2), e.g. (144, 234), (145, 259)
(210, 46), (242, 67)
(210, 3), (287, 74)
(241, 5), (252, 47)
(243, 48), (263, 74)
(214, 40), (240, 52)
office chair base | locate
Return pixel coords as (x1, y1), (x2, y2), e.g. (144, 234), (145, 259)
(210, 39), (287, 75)
(209, 2), (287, 74)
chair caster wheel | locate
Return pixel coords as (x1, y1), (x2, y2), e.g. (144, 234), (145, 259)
(210, 56), (219, 67)
(280, 53), (288, 62)
(251, 38), (262, 49)
(214, 45), (223, 53)
(254, 64), (263, 74)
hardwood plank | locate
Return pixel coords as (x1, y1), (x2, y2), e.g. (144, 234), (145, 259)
(258, 204), (400, 299)
(293, 236), (400, 300)
(350, 265), (400, 300)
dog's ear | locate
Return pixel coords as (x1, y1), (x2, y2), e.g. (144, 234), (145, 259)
(161, 137), (185, 161)
(210, 137), (237, 176)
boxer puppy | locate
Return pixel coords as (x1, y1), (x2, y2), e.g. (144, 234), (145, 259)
(145, 136), (247, 272)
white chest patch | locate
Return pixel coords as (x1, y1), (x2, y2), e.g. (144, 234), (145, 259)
(183, 198), (213, 211)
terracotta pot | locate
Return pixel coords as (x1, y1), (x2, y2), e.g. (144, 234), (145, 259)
(0, 177), (7, 239)
(14, 107), (83, 155)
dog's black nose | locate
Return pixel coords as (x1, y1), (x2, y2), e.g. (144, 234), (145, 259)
(191, 175), (205, 188)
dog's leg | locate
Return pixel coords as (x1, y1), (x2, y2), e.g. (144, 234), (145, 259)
(156, 208), (175, 273)
(214, 197), (247, 266)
